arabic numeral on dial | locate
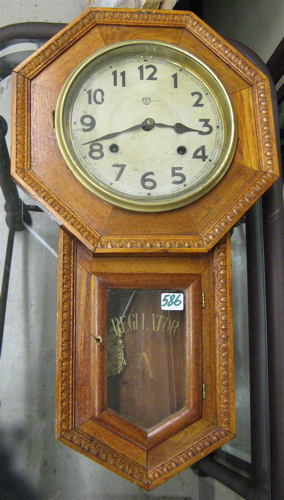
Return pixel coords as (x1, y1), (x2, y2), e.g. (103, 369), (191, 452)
(172, 73), (178, 89)
(198, 119), (213, 135)
(191, 91), (204, 107)
(80, 114), (96, 132)
(141, 172), (157, 190)
(171, 167), (186, 184)
(112, 70), (126, 87)
(111, 164), (126, 181)
(193, 145), (208, 162)
(87, 89), (105, 105)
(88, 143), (104, 160)
(138, 64), (157, 81)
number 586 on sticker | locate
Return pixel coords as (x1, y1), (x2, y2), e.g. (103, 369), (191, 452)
(161, 292), (184, 311)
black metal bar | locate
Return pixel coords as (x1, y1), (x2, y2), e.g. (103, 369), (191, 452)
(195, 202), (271, 500)
(0, 116), (27, 231)
(266, 37), (284, 85)
(23, 205), (43, 212)
(262, 177), (284, 499)
(0, 227), (15, 356)
(263, 36), (284, 498)
(0, 25), (61, 359)
(194, 34), (283, 499)
(0, 115), (34, 357)
(246, 200), (270, 494)
(0, 22), (65, 46)
(194, 455), (269, 500)
(0, 116), (21, 356)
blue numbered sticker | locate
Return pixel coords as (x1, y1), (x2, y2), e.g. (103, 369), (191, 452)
(161, 292), (184, 311)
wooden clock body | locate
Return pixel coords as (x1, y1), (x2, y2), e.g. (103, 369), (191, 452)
(11, 7), (279, 490)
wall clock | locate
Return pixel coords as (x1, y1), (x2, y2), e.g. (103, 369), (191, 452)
(10, 6), (280, 491)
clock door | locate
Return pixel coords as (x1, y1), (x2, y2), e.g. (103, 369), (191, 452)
(87, 271), (202, 448)
(105, 281), (201, 443)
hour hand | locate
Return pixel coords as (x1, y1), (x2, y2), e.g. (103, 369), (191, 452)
(155, 122), (203, 134)
(174, 122), (203, 134)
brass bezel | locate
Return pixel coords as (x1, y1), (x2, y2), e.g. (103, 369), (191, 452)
(55, 40), (237, 212)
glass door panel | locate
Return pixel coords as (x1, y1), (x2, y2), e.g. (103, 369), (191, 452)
(107, 288), (187, 429)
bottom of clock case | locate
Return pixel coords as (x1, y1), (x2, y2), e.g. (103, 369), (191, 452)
(56, 229), (235, 490)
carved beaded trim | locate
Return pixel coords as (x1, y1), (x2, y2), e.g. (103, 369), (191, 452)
(184, 15), (263, 85)
(213, 237), (234, 431)
(254, 80), (278, 173)
(63, 426), (231, 487)
(98, 237), (206, 250)
(20, 13), (97, 79)
(18, 171), (100, 248)
(65, 429), (149, 485)
(58, 231), (75, 434)
(202, 172), (274, 248)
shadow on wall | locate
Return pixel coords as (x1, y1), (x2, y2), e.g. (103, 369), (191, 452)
(0, 427), (39, 500)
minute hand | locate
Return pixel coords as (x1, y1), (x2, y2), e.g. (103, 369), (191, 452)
(82, 122), (145, 145)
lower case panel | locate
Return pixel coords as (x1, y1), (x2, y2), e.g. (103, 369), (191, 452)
(56, 229), (235, 490)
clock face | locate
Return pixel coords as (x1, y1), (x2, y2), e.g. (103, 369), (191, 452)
(55, 41), (237, 211)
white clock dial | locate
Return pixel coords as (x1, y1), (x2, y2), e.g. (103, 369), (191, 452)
(55, 41), (237, 212)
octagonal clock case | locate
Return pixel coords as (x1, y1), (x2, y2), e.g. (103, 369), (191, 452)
(11, 8), (279, 253)
(11, 7), (279, 491)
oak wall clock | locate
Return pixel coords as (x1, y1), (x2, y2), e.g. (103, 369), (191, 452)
(11, 7), (279, 490)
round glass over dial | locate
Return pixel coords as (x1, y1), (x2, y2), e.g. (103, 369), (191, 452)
(55, 41), (237, 212)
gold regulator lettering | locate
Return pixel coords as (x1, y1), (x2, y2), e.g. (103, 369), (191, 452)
(110, 315), (126, 336)
(110, 311), (179, 336)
